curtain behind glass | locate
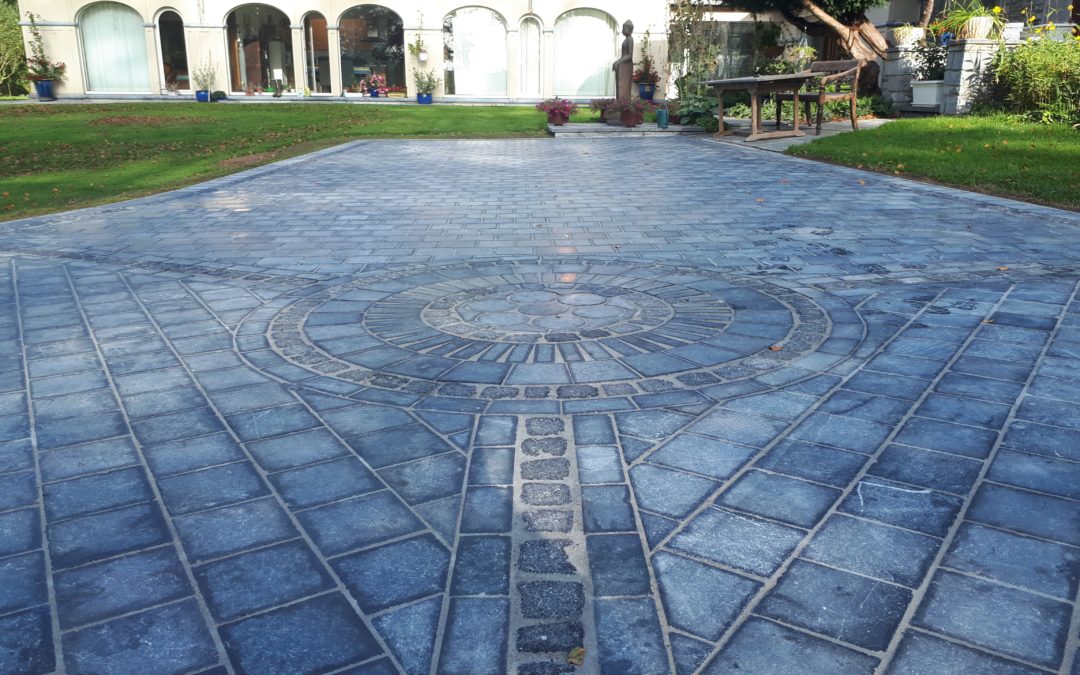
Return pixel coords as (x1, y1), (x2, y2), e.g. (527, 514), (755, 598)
(554, 9), (615, 96)
(82, 2), (150, 92)
(449, 8), (506, 96)
(520, 18), (541, 97)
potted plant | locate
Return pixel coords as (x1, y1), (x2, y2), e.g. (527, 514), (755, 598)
(191, 60), (216, 102)
(25, 13), (65, 101)
(911, 39), (947, 108)
(632, 30), (660, 101)
(535, 97), (579, 126)
(782, 44), (817, 71)
(589, 98), (614, 123)
(605, 99), (654, 128)
(412, 68), (440, 104)
(942, 0), (1006, 39)
(890, 23), (926, 47)
(408, 32), (428, 63)
(362, 74), (388, 97)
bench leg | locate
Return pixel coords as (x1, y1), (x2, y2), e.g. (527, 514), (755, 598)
(775, 96), (782, 128)
(815, 100), (824, 135)
(850, 96), (859, 131)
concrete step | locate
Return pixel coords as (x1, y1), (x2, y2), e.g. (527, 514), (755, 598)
(548, 122), (706, 138)
(897, 105), (942, 118)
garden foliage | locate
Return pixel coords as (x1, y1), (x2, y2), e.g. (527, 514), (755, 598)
(0, 1), (26, 95)
(988, 37), (1080, 124)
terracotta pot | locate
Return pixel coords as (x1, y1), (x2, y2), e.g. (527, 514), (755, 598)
(620, 109), (643, 127)
(547, 111), (569, 126)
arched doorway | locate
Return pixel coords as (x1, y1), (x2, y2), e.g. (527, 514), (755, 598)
(443, 7), (507, 96)
(157, 10), (189, 91)
(226, 4), (294, 93)
(79, 2), (150, 92)
(303, 12), (330, 93)
(338, 5), (404, 93)
(519, 16), (541, 97)
(554, 9), (617, 97)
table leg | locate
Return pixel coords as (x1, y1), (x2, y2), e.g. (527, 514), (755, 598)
(793, 90), (800, 134)
(749, 90), (760, 139)
(713, 88), (733, 137)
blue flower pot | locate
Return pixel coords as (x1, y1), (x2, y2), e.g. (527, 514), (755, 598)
(417, 93), (433, 104)
(369, 89), (380, 98)
(33, 79), (55, 100)
(195, 90), (210, 102)
(637, 83), (655, 101)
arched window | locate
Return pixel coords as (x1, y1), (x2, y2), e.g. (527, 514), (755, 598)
(226, 4), (294, 93)
(80, 2), (150, 92)
(338, 5), (404, 92)
(303, 12), (330, 93)
(554, 9), (617, 96)
(443, 7), (506, 96)
(519, 17), (541, 97)
(157, 10), (188, 90)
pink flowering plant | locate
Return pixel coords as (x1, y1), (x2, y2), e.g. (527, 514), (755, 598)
(25, 13), (66, 82)
(535, 97), (579, 117)
(361, 74), (388, 95)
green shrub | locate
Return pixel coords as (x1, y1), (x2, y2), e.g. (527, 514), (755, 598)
(0, 3), (27, 96)
(726, 95), (892, 122)
(990, 38), (1080, 124)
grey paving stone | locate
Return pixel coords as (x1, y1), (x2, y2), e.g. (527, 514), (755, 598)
(38, 436), (139, 482)
(518, 539), (576, 575)
(175, 497), (297, 563)
(55, 547), (191, 629)
(378, 452), (466, 505)
(759, 559), (913, 650)
(654, 550), (760, 640)
(944, 522), (1080, 600)
(451, 535), (511, 595)
(522, 483), (572, 506)
(49, 502), (172, 569)
(221, 593), (382, 675)
(587, 534), (651, 596)
(372, 596), (441, 675)
(0, 507), (40, 558)
(524, 510), (574, 533)
(581, 485), (636, 533)
(0, 551), (46, 615)
(63, 600), (217, 675)
(157, 462), (268, 515)
(468, 447), (515, 485)
(803, 515), (940, 587)
(913, 570), (1072, 668)
(43, 466), (154, 521)
(888, 631), (1046, 675)
(334, 534), (450, 613)
(719, 470), (840, 528)
(703, 617), (879, 674)
(439, 597), (508, 673)
(0, 606), (55, 675)
(519, 581), (585, 619)
(986, 448), (1080, 500)
(521, 458), (571, 480)
(646, 433), (757, 480)
(298, 490), (424, 556)
(594, 598), (669, 674)
(869, 444), (983, 494)
(840, 478), (964, 537)
(194, 540), (332, 621)
(966, 483), (1080, 547)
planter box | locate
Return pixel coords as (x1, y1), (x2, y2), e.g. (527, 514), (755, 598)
(911, 80), (944, 109)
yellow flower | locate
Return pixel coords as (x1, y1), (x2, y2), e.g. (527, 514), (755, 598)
(1028, 15), (1037, 22)
(992, 6), (1002, 13)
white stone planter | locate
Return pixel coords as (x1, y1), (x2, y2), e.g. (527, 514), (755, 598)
(911, 80), (945, 109)
(960, 16), (996, 39)
(1002, 22), (1024, 41)
(890, 26), (925, 47)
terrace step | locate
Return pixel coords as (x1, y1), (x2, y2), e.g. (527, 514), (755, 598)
(548, 122), (706, 138)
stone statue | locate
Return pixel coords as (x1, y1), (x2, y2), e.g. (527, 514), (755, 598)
(612, 20), (634, 103)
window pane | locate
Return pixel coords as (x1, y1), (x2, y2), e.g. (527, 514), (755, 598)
(81, 2), (150, 92)
(159, 11), (188, 90)
(339, 5), (404, 92)
(554, 9), (616, 97)
(443, 7), (506, 96)
(226, 5), (294, 93)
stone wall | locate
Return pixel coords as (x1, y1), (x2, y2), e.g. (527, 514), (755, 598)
(880, 44), (918, 107)
(942, 38), (999, 115)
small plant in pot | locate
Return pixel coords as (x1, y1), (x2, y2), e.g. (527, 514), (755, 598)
(362, 74), (388, 97)
(412, 68), (440, 104)
(191, 59), (217, 102)
(590, 98), (614, 123)
(536, 97), (579, 126)
(633, 30), (660, 101)
(911, 39), (947, 108)
(605, 99), (655, 128)
(25, 13), (65, 100)
(941, 0), (1005, 39)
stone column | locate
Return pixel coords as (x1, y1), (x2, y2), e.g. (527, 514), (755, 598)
(291, 24), (305, 95)
(880, 45), (919, 107)
(943, 38), (998, 115)
(506, 28), (519, 99)
(327, 26), (342, 96)
(542, 28), (554, 98)
(144, 23), (162, 94)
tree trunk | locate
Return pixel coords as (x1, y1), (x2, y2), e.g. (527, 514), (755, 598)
(918, 0), (935, 28)
(793, 0), (887, 91)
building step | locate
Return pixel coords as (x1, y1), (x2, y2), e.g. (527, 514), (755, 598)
(548, 123), (706, 138)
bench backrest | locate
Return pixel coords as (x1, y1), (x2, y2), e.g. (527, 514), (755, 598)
(809, 59), (860, 93)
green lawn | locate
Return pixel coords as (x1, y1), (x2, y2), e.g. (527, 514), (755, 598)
(1, 102), (548, 220)
(787, 115), (1080, 210)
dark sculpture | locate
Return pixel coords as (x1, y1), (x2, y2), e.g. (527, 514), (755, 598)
(612, 20), (633, 103)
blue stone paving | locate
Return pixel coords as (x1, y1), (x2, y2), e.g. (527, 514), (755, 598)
(0, 136), (1079, 673)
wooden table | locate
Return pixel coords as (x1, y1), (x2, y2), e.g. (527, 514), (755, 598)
(703, 72), (820, 142)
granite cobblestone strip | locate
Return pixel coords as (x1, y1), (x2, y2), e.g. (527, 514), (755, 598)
(508, 415), (597, 674)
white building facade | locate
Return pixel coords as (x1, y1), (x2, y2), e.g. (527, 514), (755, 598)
(18, 0), (686, 99)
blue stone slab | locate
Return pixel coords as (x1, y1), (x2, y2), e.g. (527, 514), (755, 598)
(587, 534), (652, 596)
(348, 423), (454, 469)
(889, 631), (1045, 675)
(194, 540), (333, 621)
(803, 515), (940, 587)
(966, 483), (1080, 547)
(143, 432), (246, 476)
(893, 417), (999, 459)
(174, 497), (298, 563)
(913, 570), (1071, 668)
(702, 617), (878, 674)
(43, 466), (154, 521)
(582, 485), (636, 533)
(0, 550), (46, 615)
(220, 593), (383, 674)
(334, 534), (449, 613)
(459, 486), (512, 534)
(158, 462), (268, 515)
(373, 596), (442, 675)
(630, 463), (717, 519)
(63, 600), (217, 675)
(839, 478), (963, 537)
(646, 434), (757, 481)
(669, 507), (805, 577)
(869, 444), (982, 494)
(270, 456), (382, 509)
(653, 551), (760, 641)
(0, 606), (55, 675)
(298, 490), (425, 556)
(944, 522), (1080, 599)
(718, 470), (839, 528)
(987, 448), (1080, 500)
(758, 560), (912, 650)
(756, 439), (868, 487)
(55, 547), (191, 629)
(49, 502), (171, 569)
(451, 535), (511, 596)
(594, 598), (669, 675)
(437, 597), (509, 675)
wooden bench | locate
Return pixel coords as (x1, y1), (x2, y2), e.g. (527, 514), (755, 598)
(773, 60), (861, 135)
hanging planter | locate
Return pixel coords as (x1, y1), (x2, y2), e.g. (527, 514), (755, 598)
(418, 51), (428, 62)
